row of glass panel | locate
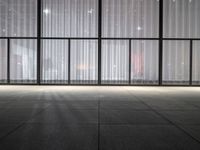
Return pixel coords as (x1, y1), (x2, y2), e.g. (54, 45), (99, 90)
(0, 39), (200, 85)
(0, 0), (200, 38)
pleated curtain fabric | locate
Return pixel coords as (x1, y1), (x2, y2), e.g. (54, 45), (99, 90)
(41, 40), (68, 84)
(0, 39), (7, 83)
(131, 40), (158, 84)
(192, 41), (200, 85)
(163, 40), (190, 85)
(101, 40), (129, 84)
(41, 0), (98, 84)
(163, 0), (200, 38)
(70, 40), (98, 84)
(42, 0), (98, 37)
(10, 39), (37, 83)
(102, 0), (159, 38)
(101, 0), (159, 84)
(0, 0), (37, 37)
(163, 0), (200, 85)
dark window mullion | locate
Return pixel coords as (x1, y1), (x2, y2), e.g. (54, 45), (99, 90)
(7, 38), (10, 84)
(98, 0), (102, 85)
(159, 0), (163, 85)
(190, 40), (193, 85)
(37, 0), (42, 84)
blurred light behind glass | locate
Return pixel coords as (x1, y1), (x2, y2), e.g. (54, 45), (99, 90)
(10, 39), (37, 83)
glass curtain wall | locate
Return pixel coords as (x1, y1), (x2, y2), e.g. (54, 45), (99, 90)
(163, 0), (200, 85)
(0, 0), (200, 85)
(0, 0), (37, 37)
(70, 40), (98, 84)
(0, 0), (37, 84)
(131, 40), (158, 84)
(192, 41), (200, 85)
(0, 39), (7, 83)
(163, 0), (200, 38)
(41, 0), (98, 84)
(102, 0), (159, 38)
(42, 0), (98, 37)
(101, 40), (129, 84)
(10, 39), (37, 84)
(41, 40), (68, 84)
(163, 40), (190, 85)
(101, 0), (159, 84)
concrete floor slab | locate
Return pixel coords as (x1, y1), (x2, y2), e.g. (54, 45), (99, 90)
(159, 111), (200, 125)
(100, 110), (169, 125)
(100, 125), (200, 150)
(0, 86), (200, 150)
(0, 124), (98, 150)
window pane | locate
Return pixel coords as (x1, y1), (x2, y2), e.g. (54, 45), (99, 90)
(10, 39), (37, 83)
(42, 0), (98, 37)
(131, 40), (158, 84)
(70, 40), (98, 84)
(163, 0), (200, 38)
(192, 41), (200, 85)
(0, 39), (7, 83)
(102, 40), (129, 84)
(0, 0), (37, 37)
(41, 40), (68, 84)
(102, 0), (159, 38)
(163, 41), (190, 85)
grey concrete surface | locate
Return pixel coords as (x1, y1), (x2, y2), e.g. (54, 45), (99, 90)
(0, 86), (200, 150)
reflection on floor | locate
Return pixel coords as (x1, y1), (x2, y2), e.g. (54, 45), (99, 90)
(0, 86), (200, 150)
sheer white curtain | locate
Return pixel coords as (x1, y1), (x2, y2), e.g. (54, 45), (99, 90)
(164, 0), (200, 38)
(0, 39), (7, 83)
(70, 40), (98, 84)
(131, 40), (158, 84)
(192, 41), (200, 84)
(10, 39), (37, 83)
(41, 40), (68, 84)
(102, 0), (159, 38)
(163, 41), (190, 84)
(0, 0), (37, 37)
(102, 40), (129, 84)
(42, 0), (98, 37)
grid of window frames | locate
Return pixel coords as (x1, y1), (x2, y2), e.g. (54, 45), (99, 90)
(0, 0), (200, 85)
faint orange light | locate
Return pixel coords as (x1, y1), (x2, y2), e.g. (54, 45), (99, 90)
(77, 64), (89, 70)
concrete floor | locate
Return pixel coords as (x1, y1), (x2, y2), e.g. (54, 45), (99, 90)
(0, 86), (200, 150)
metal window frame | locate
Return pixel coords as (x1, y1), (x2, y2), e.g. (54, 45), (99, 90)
(0, 0), (200, 86)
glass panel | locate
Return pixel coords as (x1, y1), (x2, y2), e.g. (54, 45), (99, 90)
(10, 39), (37, 83)
(42, 0), (98, 37)
(163, 0), (200, 38)
(0, 0), (37, 37)
(163, 40), (190, 85)
(192, 41), (200, 85)
(131, 40), (158, 84)
(0, 39), (7, 83)
(70, 40), (98, 84)
(102, 0), (159, 38)
(102, 40), (129, 84)
(41, 40), (68, 84)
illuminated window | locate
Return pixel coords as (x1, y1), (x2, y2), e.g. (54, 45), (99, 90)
(0, 39), (7, 83)
(164, 0), (200, 38)
(10, 39), (37, 83)
(131, 40), (158, 84)
(102, 0), (159, 38)
(70, 40), (98, 84)
(42, 0), (98, 37)
(102, 40), (129, 84)
(41, 40), (68, 84)
(0, 0), (37, 37)
(163, 40), (190, 85)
